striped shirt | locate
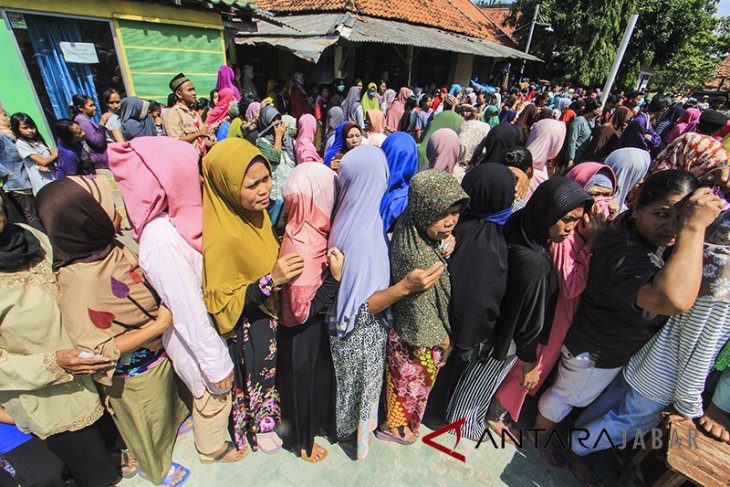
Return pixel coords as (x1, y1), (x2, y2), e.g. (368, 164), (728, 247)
(624, 297), (730, 418)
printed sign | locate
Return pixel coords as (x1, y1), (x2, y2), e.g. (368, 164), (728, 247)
(60, 42), (99, 64)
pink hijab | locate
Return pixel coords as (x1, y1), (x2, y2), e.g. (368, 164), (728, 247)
(427, 128), (460, 174)
(206, 88), (237, 126)
(385, 87), (413, 132)
(279, 163), (337, 326)
(295, 114), (323, 164)
(526, 119), (567, 196)
(665, 108), (701, 144)
(367, 109), (386, 136)
(215, 65), (241, 100)
(108, 137), (203, 252)
(565, 162), (617, 214)
(245, 101), (260, 121)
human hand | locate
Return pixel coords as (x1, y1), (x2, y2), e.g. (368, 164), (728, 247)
(680, 187), (723, 232)
(521, 361), (540, 389)
(112, 211), (123, 234)
(577, 205), (607, 247)
(146, 305), (173, 334)
(402, 263), (445, 294)
(274, 121), (286, 140)
(327, 248), (345, 281)
(50, 149), (58, 159)
(213, 371), (234, 391)
(271, 253), (305, 286)
(330, 158), (341, 171)
(508, 167), (529, 200)
(100, 112), (112, 125)
(55, 349), (114, 375)
(38, 165), (50, 173)
(440, 234), (456, 257)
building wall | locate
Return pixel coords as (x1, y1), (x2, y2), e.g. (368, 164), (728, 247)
(0, 16), (51, 142)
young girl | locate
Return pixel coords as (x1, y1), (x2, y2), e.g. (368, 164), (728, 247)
(11, 113), (56, 195)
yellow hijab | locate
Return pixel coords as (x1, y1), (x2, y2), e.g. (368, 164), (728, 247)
(202, 138), (280, 335)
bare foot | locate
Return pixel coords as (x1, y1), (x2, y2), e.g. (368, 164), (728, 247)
(697, 402), (730, 444)
(301, 442), (328, 463)
(211, 443), (247, 462)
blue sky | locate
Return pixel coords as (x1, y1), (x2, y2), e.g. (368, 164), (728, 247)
(480, 0), (730, 18)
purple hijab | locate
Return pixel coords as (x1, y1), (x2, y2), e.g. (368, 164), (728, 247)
(327, 145), (390, 337)
(245, 102), (260, 121)
(215, 65), (241, 101)
(427, 128), (460, 174)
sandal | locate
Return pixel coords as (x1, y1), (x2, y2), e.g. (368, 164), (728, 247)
(199, 441), (248, 464)
(117, 449), (138, 479)
(257, 432), (283, 454)
(300, 442), (328, 463)
(139, 462), (190, 487)
(177, 417), (193, 436)
(374, 427), (417, 446)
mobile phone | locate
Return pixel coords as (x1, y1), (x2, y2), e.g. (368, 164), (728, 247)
(79, 351), (105, 359)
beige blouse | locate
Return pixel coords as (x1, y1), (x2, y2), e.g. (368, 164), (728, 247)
(0, 226), (103, 439)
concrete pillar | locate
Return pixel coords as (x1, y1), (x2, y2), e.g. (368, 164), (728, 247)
(334, 45), (343, 79)
(453, 53), (474, 88)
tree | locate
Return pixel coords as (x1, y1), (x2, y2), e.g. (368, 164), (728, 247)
(507, 0), (726, 92)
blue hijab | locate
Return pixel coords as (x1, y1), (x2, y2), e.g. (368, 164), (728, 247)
(323, 121), (347, 166)
(379, 133), (419, 234)
(449, 84), (463, 98)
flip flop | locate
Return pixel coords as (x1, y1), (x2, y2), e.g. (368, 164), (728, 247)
(257, 432), (283, 454)
(199, 441), (248, 464)
(300, 443), (329, 463)
(177, 417), (193, 436)
(374, 428), (416, 446)
(139, 462), (190, 487)
(118, 449), (138, 479)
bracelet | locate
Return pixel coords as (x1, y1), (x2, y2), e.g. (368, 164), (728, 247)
(258, 274), (277, 297)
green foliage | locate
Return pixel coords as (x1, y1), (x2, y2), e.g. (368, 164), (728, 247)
(507, 0), (727, 92)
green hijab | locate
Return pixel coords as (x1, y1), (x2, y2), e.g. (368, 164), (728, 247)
(417, 110), (465, 167)
(390, 169), (469, 347)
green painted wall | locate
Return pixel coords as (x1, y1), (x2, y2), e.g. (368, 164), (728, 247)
(0, 18), (52, 144)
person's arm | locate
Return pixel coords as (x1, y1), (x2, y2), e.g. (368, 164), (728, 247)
(111, 129), (124, 143)
(565, 120), (580, 162)
(356, 106), (366, 130)
(78, 118), (107, 153)
(114, 305), (173, 354)
(636, 188), (723, 315)
(256, 137), (282, 164)
(304, 272), (341, 321)
(367, 263), (444, 314)
(29, 150), (57, 167)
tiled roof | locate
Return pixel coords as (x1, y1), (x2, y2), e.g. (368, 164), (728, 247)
(480, 6), (516, 42)
(717, 56), (730, 79)
(252, 0), (509, 42)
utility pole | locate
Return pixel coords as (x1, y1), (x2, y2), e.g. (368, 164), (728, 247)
(519, 4), (539, 83)
(599, 14), (639, 108)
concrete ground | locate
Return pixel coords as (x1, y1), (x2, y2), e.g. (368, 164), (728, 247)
(120, 426), (581, 487)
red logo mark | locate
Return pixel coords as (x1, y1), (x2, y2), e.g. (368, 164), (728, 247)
(422, 418), (466, 462)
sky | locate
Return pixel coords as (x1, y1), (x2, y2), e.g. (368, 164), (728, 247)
(479, 0), (730, 18)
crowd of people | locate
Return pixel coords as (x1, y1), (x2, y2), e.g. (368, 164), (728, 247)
(2, 63), (730, 487)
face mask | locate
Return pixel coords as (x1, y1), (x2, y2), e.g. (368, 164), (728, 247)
(337, 85), (345, 92)
(369, 90), (376, 97)
(593, 196), (613, 216)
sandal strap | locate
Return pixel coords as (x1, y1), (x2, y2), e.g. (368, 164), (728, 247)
(212, 442), (237, 462)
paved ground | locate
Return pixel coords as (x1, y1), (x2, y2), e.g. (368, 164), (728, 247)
(120, 426), (581, 487)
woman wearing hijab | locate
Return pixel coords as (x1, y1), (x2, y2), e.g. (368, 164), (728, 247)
(651, 132), (729, 178)
(449, 84), (463, 100)
(256, 106), (296, 205)
(206, 88), (238, 129)
(536, 170), (722, 462)
(295, 114), (323, 164)
(108, 137), (242, 465)
(119, 97), (158, 141)
(445, 177), (593, 441)
(567, 151), (730, 459)
(385, 87), (414, 133)
(665, 108), (701, 144)
(327, 145), (443, 459)
(526, 119), (567, 197)
(0, 196), (121, 486)
(36, 176), (190, 486)
(366, 109), (386, 139)
(278, 163), (342, 463)
(484, 105), (500, 128)
(604, 147), (651, 211)
(515, 104), (538, 141)
(426, 164), (515, 425)
(655, 104), (687, 141)
(361, 83), (381, 113)
(469, 123), (522, 167)
(323, 121), (363, 171)
(427, 128), (460, 175)
(582, 106), (632, 162)
(324, 107), (345, 154)
(215, 65), (241, 101)
(500, 96), (517, 125)
(559, 100), (584, 127)
(492, 163), (616, 432)
(289, 73), (312, 120)
(202, 138), (305, 454)
(455, 120), (490, 182)
(417, 111), (465, 168)
(341, 86), (364, 129)
(378, 170), (469, 445)
(381, 89), (397, 113)
(380, 133), (419, 235)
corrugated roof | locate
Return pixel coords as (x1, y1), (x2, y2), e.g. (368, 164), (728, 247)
(717, 56), (730, 79)
(234, 13), (540, 62)
(252, 0), (508, 42)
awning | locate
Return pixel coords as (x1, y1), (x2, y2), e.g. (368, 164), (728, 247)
(234, 13), (541, 63)
(235, 35), (338, 63)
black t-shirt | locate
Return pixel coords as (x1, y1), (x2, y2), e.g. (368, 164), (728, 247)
(564, 219), (668, 368)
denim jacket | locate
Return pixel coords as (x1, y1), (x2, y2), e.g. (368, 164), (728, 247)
(0, 134), (31, 191)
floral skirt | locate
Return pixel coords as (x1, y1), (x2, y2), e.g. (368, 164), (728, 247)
(329, 305), (387, 460)
(384, 330), (446, 433)
(229, 316), (280, 451)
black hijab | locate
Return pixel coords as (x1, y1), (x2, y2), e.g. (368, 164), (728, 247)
(0, 223), (43, 272)
(35, 178), (116, 270)
(449, 164), (515, 350)
(470, 124), (522, 167)
(494, 177), (593, 363)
